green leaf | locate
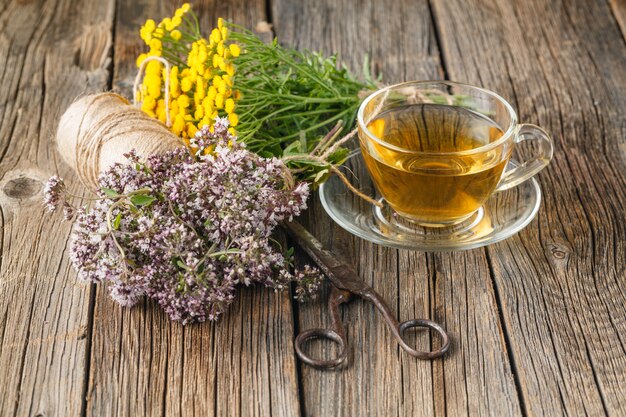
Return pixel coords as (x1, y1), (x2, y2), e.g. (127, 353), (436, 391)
(298, 131), (307, 152)
(285, 157), (328, 167)
(176, 260), (187, 269)
(314, 169), (330, 184)
(130, 194), (156, 207)
(101, 188), (119, 197)
(327, 147), (350, 165)
(113, 213), (122, 230)
(282, 140), (302, 156)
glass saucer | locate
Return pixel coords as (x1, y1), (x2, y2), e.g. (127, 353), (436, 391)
(318, 150), (541, 251)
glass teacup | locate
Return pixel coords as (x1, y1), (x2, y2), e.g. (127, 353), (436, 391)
(357, 81), (553, 227)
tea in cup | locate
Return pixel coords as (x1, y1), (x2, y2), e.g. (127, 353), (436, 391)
(358, 81), (553, 227)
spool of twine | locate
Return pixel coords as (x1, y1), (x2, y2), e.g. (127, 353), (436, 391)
(56, 92), (183, 189)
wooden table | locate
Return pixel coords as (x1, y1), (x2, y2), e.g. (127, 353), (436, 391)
(1, 0), (625, 416)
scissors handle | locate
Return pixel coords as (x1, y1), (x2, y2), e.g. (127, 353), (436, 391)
(362, 290), (450, 359)
(294, 286), (351, 369)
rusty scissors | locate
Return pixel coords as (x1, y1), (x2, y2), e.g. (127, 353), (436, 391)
(284, 221), (450, 369)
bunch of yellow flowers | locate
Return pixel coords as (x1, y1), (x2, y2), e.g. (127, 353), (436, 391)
(134, 4), (375, 189)
(135, 4), (240, 145)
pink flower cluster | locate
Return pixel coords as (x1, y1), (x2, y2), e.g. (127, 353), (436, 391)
(45, 118), (321, 323)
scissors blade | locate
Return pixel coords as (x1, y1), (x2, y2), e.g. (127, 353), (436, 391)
(283, 221), (369, 293)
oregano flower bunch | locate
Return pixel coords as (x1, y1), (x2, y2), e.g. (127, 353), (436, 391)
(45, 118), (322, 323)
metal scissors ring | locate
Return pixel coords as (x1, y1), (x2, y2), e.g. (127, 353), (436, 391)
(285, 221), (450, 369)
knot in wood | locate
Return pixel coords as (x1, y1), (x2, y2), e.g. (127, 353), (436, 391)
(3, 176), (41, 199)
(547, 242), (571, 261)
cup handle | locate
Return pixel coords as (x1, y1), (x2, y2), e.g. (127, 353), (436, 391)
(496, 124), (553, 191)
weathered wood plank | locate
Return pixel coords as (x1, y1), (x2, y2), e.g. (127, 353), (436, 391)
(431, 0), (626, 415)
(0, 0), (115, 416)
(273, 0), (522, 416)
(609, 0), (626, 39)
(86, 1), (302, 416)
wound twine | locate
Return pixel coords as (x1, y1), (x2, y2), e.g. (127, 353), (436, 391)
(56, 93), (183, 189)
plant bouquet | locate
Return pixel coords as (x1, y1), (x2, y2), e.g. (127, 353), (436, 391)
(46, 3), (377, 323)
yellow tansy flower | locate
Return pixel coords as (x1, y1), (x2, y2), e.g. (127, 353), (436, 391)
(228, 113), (239, 127)
(141, 96), (156, 111)
(146, 75), (161, 97)
(212, 54), (222, 69)
(203, 102), (214, 117)
(195, 77), (206, 99)
(172, 114), (186, 135)
(162, 17), (174, 31)
(186, 123), (198, 138)
(224, 63), (235, 77)
(144, 19), (156, 32)
(137, 11), (240, 140)
(229, 44), (241, 57)
(140, 19), (156, 42)
(210, 28), (221, 43)
(146, 60), (162, 75)
(149, 38), (162, 52)
(170, 67), (181, 98)
(136, 53), (148, 67)
(218, 79), (227, 95)
(215, 93), (224, 109)
(156, 99), (167, 123)
(177, 94), (191, 109)
(198, 47), (208, 64)
(224, 98), (235, 114)
(181, 77), (193, 92)
(170, 100), (179, 115)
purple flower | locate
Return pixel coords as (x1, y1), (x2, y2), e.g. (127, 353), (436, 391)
(293, 265), (323, 302)
(60, 119), (318, 324)
(43, 175), (66, 212)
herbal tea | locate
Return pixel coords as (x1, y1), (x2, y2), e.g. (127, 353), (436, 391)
(362, 104), (510, 225)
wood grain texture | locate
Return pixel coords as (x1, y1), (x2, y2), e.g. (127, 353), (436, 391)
(431, 0), (626, 415)
(609, 0), (626, 38)
(0, 0), (624, 416)
(272, 0), (521, 416)
(0, 0), (114, 416)
(85, 1), (301, 416)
